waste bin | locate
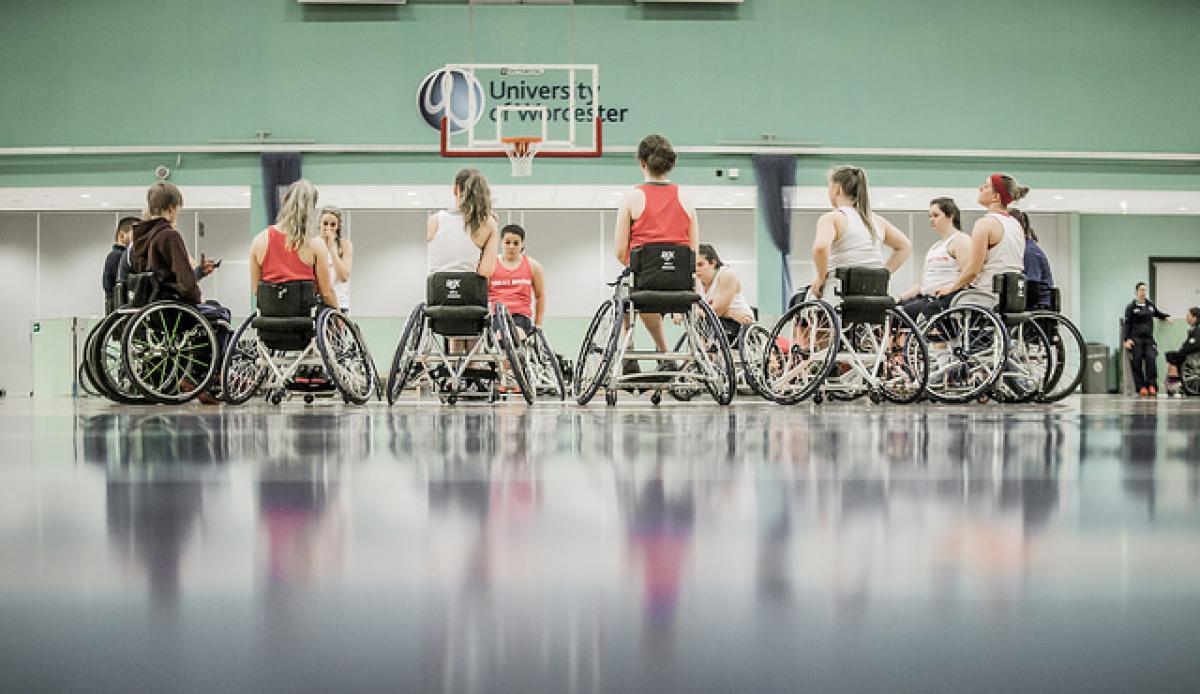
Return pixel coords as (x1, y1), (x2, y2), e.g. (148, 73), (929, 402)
(1083, 342), (1109, 394)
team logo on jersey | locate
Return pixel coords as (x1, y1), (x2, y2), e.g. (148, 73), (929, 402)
(417, 68), (485, 134)
(445, 279), (462, 290)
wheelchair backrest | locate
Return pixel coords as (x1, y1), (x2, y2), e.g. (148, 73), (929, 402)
(992, 272), (1027, 314)
(257, 281), (317, 317)
(126, 272), (161, 308)
(427, 272), (488, 307)
(630, 244), (695, 292)
(834, 266), (890, 298)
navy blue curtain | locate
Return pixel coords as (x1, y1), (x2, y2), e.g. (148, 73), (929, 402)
(260, 153), (303, 225)
(753, 155), (796, 309)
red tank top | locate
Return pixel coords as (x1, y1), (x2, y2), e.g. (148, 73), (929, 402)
(630, 183), (691, 251)
(489, 255), (533, 318)
(261, 226), (316, 284)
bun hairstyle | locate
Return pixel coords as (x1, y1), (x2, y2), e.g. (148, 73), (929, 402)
(146, 181), (183, 218)
(637, 134), (676, 177)
(454, 168), (493, 235)
(1009, 208), (1038, 242)
(829, 165), (877, 241)
(276, 179), (320, 252)
(990, 173), (1030, 206)
(698, 243), (723, 268)
(930, 197), (962, 231)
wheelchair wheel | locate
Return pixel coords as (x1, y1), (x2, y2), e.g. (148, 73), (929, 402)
(387, 304), (426, 405)
(1181, 353), (1200, 396)
(122, 302), (219, 404)
(494, 305), (535, 405)
(877, 308), (929, 404)
(1030, 312), (1086, 403)
(668, 332), (701, 402)
(695, 300), (737, 405)
(316, 309), (373, 405)
(78, 321), (104, 398)
(737, 324), (772, 396)
(762, 300), (840, 405)
(89, 313), (145, 404)
(221, 315), (269, 405)
(922, 305), (1007, 404)
(575, 299), (621, 405)
(993, 319), (1052, 404)
(825, 322), (873, 402)
(526, 328), (566, 400)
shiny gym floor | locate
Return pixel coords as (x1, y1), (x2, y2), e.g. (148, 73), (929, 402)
(2, 395), (1199, 693)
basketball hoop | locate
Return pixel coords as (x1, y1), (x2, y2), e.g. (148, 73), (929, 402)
(502, 136), (541, 177)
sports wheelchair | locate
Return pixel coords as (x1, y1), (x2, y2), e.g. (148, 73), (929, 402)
(83, 272), (227, 404)
(574, 244), (737, 406)
(919, 272), (1052, 403)
(386, 272), (538, 405)
(666, 309), (773, 401)
(760, 266), (929, 405)
(220, 280), (375, 405)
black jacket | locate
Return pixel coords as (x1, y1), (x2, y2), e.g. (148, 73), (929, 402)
(101, 244), (125, 295)
(1178, 324), (1200, 358)
(1123, 300), (1169, 342)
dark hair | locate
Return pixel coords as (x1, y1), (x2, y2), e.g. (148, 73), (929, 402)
(930, 197), (961, 231)
(501, 224), (526, 242)
(990, 173), (1030, 206)
(1189, 307), (1200, 321)
(829, 165), (876, 241)
(698, 243), (722, 268)
(146, 181), (182, 217)
(454, 168), (492, 234)
(115, 216), (139, 242)
(1136, 281), (1147, 291)
(1009, 208), (1038, 242)
(637, 134), (676, 177)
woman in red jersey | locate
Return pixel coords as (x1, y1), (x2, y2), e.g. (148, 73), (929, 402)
(489, 223), (546, 339)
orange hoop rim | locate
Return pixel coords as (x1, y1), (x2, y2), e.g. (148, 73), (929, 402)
(501, 136), (543, 158)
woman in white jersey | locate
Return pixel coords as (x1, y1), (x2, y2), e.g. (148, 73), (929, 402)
(933, 173), (1028, 300)
(898, 197), (971, 320)
(427, 168), (498, 278)
(319, 206), (353, 312)
(695, 244), (754, 340)
(807, 165), (911, 301)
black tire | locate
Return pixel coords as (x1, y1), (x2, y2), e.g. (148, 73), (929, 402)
(494, 305), (535, 405)
(605, 389), (617, 406)
(121, 302), (219, 404)
(575, 300), (621, 405)
(1031, 312), (1086, 403)
(221, 315), (269, 405)
(695, 300), (737, 405)
(529, 328), (566, 400)
(762, 300), (840, 405)
(1181, 353), (1200, 397)
(387, 304), (426, 405)
(316, 309), (373, 405)
(993, 319), (1051, 404)
(90, 312), (145, 404)
(922, 305), (1007, 404)
(877, 308), (930, 404)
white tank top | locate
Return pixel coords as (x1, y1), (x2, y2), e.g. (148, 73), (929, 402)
(975, 212), (1025, 291)
(920, 233), (966, 296)
(427, 210), (481, 274)
(327, 247), (351, 310)
(702, 266), (754, 319)
(828, 206), (884, 273)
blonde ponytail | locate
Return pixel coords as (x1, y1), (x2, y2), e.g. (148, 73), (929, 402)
(454, 168), (492, 235)
(276, 179), (319, 252)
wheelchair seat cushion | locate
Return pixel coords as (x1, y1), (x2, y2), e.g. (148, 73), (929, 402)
(631, 244), (695, 292)
(835, 266), (890, 298)
(629, 290), (701, 314)
(840, 295), (896, 324)
(424, 305), (490, 323)
(253, 316), (316, 333)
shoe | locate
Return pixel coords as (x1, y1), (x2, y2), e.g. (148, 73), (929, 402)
(657, 360), (680, 374)
(1139, 387), (1148, 398)
(1148, 385), (1157, 397)
(622, 360), (642, 376)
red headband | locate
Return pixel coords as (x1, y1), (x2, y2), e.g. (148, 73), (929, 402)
(990, 174), (1013, 206)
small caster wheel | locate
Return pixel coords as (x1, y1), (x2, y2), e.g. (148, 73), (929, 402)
(650, 392), (662, 406)
(446, 394), (458, 406)
(605, 389), (617, 406)
(271, 392), (284, 405)
(812, 393), (824, 405)
(304, 395), (314, 404)
(869, 391), (882, 405)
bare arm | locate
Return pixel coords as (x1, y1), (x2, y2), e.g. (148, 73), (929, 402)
(936, 218), (995, 297)
(810, 211), (839, 297)
(530, 258), (546, 326)
(679, 191), (700, 254)
(329, 238), (353, 283)
(614, 191), (637, 264)
(249, 232), (264, 290)
(879, 217), (912, 274)
(475, 219), (499, 279)
(426, 213), (439, 242)
(708, 268), (740, 317)
(310, 237), (339, 308)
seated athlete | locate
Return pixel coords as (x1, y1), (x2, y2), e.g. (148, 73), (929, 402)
(249, 179), (339, 309)
(1164, 307), (1199, 397)
(489, 223), (545, 340)
(898, 197), (971, 320)
(694, 243), (754, 340)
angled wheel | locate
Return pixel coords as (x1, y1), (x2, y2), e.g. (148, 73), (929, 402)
(1181, 353), (1200, 396)
(316, 309), (373, 405)
(668, 332), (701, 402)
(575, 299), (622, 405)
(922, 305), (1007, 404)
(993, 319), (1051, 404)
(737, 324), (772, 396)
(221, 315), (269, 405)
(877, 308), (929, 404)
(526, 328), (566, 400)
(1031, 312), (1086, 403)
(122, 303), (219, 404)
(762, 300), (840, 405)
(694, 300), (737, 405)
(91, 312), (146, 404)
(494, 305), (535, 405)
(387, 304), (426, 405)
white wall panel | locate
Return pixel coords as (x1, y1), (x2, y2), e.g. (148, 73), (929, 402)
(0, 213), (37, 396)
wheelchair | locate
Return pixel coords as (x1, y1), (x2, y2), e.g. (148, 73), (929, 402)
(84, 272), (226, 404)
(220, 280), (375, 405)
(574, 244), (737, 406)
(922, 272), (1052, 403)
(1026, 286), (1087, 402)
(760, 267), (929, 405)
(1179, 352), (1200, 397)
(386, 272), (535, 406)
(511, 322), (568, 401)
(667, 309), (772, 400)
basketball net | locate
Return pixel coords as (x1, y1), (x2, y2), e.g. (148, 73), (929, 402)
(502, 137), (541, 177)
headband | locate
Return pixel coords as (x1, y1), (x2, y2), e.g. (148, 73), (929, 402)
(990, 174), (1013, 206)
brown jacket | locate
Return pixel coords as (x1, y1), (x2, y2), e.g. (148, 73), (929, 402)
(131, 217), (201, 303)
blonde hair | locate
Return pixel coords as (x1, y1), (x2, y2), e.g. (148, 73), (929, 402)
(276, 179), (319, 251)
(454, 168), (492, 235)
(319, 205), (345, 255)
(147, 181), (183, 217)
(828, 165), (876, 242)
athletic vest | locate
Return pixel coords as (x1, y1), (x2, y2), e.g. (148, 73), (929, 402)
(428, 210), (481, 274)
(489, 255), (533, 319)
(702, 266), (754, 319)
(828, 207), (884, 272)
(920, 233), (966, 296)
(975, 212), (1025, 291)
(630, 183), (691, 251)
(261, 226), (316, 284)
(327, 243), (351, 310)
